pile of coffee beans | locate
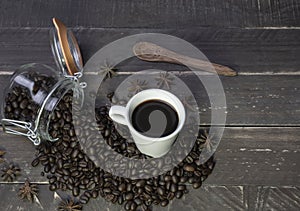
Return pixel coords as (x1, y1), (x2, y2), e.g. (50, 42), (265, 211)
(4, 72), (57, 122)
(4, 74), (215, 211)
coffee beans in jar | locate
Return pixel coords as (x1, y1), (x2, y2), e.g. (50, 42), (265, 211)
(1, 63), (84, 145)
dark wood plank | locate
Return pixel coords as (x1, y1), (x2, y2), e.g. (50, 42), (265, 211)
(168, 185), (247, 211)
(93, 74), (300, 126)
(0, 132), (44, 182)
(0, 127), (299, 185)
(1, 74), (299, 126)
(205, 127), (300, 186)
(0, 0), (299, 28)
(0, 28), (299, 74)
(0, 184), (299, 211)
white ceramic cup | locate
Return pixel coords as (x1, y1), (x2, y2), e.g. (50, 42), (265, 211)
(109, 89), (185, 158)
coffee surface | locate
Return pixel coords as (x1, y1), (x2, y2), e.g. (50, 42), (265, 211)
(132, 100), (179, 138)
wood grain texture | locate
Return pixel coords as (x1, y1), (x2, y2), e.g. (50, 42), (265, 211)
(0, 28), (299, 74)
(245, 186), (300, 211)
(255, 186), (300, 210)
(0, 0), (299, 28)
(0, 127), (299, 186)
(1, 74), (299, 126)
(0, 1), (299, 210)
(206, 127), (300, 186)
(169, 185), (247, 211)
(0, 184), (299, 211)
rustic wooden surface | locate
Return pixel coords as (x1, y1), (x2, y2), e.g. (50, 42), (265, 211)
(0, 0), (299, 211)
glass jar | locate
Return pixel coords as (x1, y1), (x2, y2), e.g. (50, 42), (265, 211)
(1, 18), (85, 145)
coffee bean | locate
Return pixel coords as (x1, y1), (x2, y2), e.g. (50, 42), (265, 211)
(87, 181), (96, 190)
(79, 195), (89, 204)
(71, 171), (79, 177)
(72, 187), (80, 197)
(62, 169), (70, 176)
(82, 178), (89, 185)
(118, 183), (126, 192)
(92, 190), (99, 198)
(175, 190), (183, 199)
(176, 168), (183, 177)
(170, 183), (178, 193)
(124, 201), (132, 211)
(145, 185), (153, 193)
(134, 198), (142, 206)
(84, 191), (92, 198)
(49, 184), (57, 191)
(180, 176), (188, 183)
(31, 158), (40, 167)
(49, 177), (57, 184)
(71, 149), (79, 158)
(44, 164), (51, 173)
(79, 161), (87, 168)
(136, 180), (146, 188)
(178, 185), (186, 191)
(172, 175), (179, 184)
(103, 188), (112, 194)
(39, 155), (48, 161)
(186, 155), (194, 163)
(184, 164), (195, 172)
(167, 192), (175, 200)
(161, 199), (169, 207)
(130, 201), (138, 211)
(193, 182), (202, 189)
(125, 192), (134, 201)
(194, 170), (202, 177)
(157, 187), (165, 196)
(20, 99), (28, 109)
(164, 175), (172, 182)
(12, 101), (18, 109)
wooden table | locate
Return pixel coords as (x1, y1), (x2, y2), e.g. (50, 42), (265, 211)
(0, 1), (299, 210)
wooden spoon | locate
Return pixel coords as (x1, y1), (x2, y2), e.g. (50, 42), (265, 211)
(133, 42), (237, 76)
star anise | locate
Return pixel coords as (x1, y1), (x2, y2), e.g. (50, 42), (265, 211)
(127, 79), (148, 94)
(18, 179), (39, 202)
(58, 197), (82, 211)
(1, 162), (21, 182)
(197, 130), (214, 152)
(99, 62), (117, 79)
(0, 149), (6, 164)
(155, 72), (174, 90)
(182, 95), (197, 112)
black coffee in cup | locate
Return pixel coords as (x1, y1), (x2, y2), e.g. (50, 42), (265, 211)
(131, 100), (179, 138)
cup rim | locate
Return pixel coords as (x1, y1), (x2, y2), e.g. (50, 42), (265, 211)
(124, 89), (186, 144)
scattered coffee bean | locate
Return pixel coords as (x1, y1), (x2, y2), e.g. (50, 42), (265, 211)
(183, 164), (195, 172)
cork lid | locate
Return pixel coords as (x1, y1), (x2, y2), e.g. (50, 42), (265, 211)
(50, 18), (83, 76)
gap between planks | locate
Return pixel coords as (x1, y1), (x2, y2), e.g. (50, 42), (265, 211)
(1, 71), (300, 76)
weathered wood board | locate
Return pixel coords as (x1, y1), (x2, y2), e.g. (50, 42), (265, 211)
(0, 0), (299, 28)
(1, 74), (299, 126)
(0, 184), (299, 211)
(0, 28), (299, 74)
(0, 127), (299, 186)
(0, 0), (299, 210)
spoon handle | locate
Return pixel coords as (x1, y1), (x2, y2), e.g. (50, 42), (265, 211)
(133, 42), (237, 76)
